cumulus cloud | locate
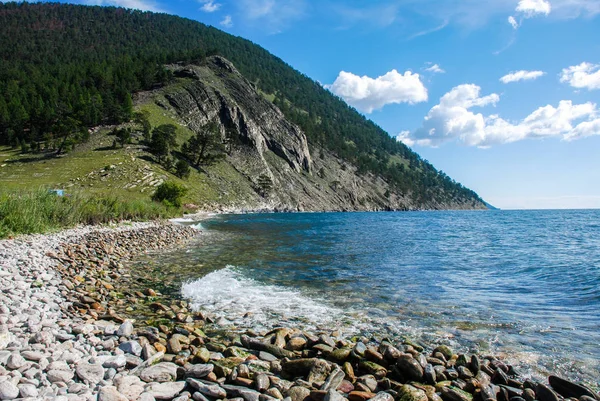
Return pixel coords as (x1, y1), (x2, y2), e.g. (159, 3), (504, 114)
(516, 0), (552, 16)
(425, 64), (445, 74)
(326, 70), (428, 113)
(399, 84), (600, 147)
(508, 0), (551, 29)
(500, 70), (546, 83)
(199, 0), (221, 12)
(220, 15), (233, 27)
(560, 62), (600, 90)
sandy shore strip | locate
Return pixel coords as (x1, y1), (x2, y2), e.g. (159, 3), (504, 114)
(0, 221), (598, 401)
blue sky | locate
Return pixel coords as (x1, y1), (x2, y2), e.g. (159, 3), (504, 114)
(62, 0), (600, 209)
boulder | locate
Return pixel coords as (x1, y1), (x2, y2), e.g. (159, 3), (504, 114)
(140, 362), (179, 383)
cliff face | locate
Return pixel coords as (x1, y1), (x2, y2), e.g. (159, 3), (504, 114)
(144, 57), (486, 212)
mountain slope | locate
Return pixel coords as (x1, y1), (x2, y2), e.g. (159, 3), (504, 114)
(0, 2), (487, 210)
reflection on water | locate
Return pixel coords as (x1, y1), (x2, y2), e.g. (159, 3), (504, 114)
(129, 210), (600, 386)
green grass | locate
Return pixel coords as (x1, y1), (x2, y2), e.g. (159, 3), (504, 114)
(138, 102), (195, 144)
(0, 83), (267, 235)
(0, 189), (179, 239)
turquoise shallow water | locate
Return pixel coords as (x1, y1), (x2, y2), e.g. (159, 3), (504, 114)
(144, 210), (600, 385)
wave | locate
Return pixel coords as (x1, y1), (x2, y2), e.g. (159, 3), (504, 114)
(181, 266), (352, 332)
(169, 217), (196, 223)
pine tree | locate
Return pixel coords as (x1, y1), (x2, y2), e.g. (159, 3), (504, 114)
(181, 123), (225, 168)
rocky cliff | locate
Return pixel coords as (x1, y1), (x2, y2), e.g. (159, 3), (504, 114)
(141, 57), (486, 212)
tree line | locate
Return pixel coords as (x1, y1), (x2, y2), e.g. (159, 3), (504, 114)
(0, 2), (482, 204)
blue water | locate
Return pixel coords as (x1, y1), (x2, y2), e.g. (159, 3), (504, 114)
(157, 210), (600, 384)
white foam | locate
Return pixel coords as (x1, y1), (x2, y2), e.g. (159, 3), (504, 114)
(181, 266), (350, 332)
(170, 217), (195, 223)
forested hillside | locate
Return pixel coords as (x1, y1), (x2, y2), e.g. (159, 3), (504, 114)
(0, 2), (483, 205)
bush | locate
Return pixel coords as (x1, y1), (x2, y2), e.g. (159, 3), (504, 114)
(175, 159), (191, 179)
(151, 182), (187, 208)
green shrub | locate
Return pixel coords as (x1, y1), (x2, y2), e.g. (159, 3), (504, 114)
(175, 159), (191, 179)
(151, 182), (187, 208)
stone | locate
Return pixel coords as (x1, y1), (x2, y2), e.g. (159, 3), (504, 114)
(146, 382), (186, 400)
(20, 351), (44, 361)
(287, 386), (311, 401)
(168, 338), (182, 354)
(222, 384), (262, 401)
(188, 378), (227, 398)
(241, 336), (295, 359)
(0, 329), (15, 351)
(329, 349), (351, 364)
(348, 391), (376, 401)
(282, 359), (318, 377)
(117, 321), (134, 337)
(119, 341), (142, 356)
(75, 363), (104, 384)
(286, 338), (307, 351)
(255, 373), (270, 392)
(18, 383), (38, 398)
(396, 355), (424, 381)
(523, 388), (535, 401)
(184, 364), (214, 379)
(364, 349), (384, 364)
(324, 390), (346, 401)
(259, 351), (278, 362)
(536, 384), (560, 401)
(47, 369), (75, 383)
(139, 393), (157, 401)
(358, 361), (386, 379)
(104, 355), (127, 369)
(433, 346), (454, 360)
(97, 386), (129, 401)
(267, 388), (284, 399)
(371, 393), (394, 401)
(0, 381), (19, 400)
(308, 359), (330, 383)
(353, 343), (367, 357)
(357, 376), (377, 393)
(338, 381), (355, 394)
(548, 376), (598, 400)
(398, 385), (428, 401)
(193, 393), (211, 401)
(6, 354), (26, 370)
(114, 375), (145, 401)
(440, 387), (473, 401)
(424, 364), (437, 385)
(140, 362), (179, 383)
(195, 348), (210, 363)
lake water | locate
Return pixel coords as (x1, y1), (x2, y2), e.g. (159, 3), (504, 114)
(142, 210), (600, 385)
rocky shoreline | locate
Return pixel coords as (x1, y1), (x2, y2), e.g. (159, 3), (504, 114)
(0, 222), (598, 401)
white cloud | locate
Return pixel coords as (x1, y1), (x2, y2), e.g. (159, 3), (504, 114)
(516, 0), (552, 16)
(236, 0), (307, 32)
(425, 64), (446, 74)
(83, 0), (161, 11)
(199, 0), (221, 12)
(508, 0), (551, 30)
(400, 84), (600, 147)
(408, 20), (449, 39)
(326, 70), (428, 113)
(560, 62), (600, 90)
(500, 70), (546, 83)
(220, 15), (233, 28)
(330, 3), (401, 29)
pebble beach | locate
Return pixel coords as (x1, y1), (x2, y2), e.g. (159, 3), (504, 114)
(0, 221), (598, 401)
